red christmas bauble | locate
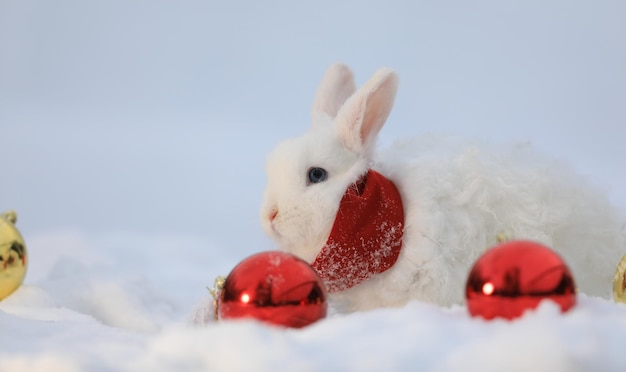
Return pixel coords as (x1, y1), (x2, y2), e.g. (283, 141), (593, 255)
(218, 251), (328, 328)
(466, 240), (577, 320)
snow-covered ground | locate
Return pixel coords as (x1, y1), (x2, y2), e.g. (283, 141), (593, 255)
(1, 230), (626, 371)
(1, 1), (626, 371)
(3, 246), (626, 372)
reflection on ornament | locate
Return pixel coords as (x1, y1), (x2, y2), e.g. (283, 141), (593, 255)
(466, 240), (576, 320)
(218, 251), (327, 328)
(612, 254), (626, 304)
(0, 210), (28, 300)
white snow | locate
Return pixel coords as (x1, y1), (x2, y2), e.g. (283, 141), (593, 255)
(3, 233), (626, 372)
(2, 210), (626, 371)
(2, 0), (626, 371)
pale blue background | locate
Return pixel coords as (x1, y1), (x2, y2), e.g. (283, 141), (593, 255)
(1, 0), (625, 252)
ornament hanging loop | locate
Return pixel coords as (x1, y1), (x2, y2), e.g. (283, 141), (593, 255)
(1, 210), (17, 224)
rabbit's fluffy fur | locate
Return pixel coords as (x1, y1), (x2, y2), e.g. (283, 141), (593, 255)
(261, 63), (626, 312)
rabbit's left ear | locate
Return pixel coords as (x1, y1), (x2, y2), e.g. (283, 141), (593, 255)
(311, 63), (356, 125)
(334, 67), (398, 155)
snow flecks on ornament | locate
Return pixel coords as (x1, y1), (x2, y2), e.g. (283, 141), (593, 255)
(218, 251), (327, 328)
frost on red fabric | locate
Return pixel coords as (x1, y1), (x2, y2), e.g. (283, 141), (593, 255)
(311, 169), (405, 292)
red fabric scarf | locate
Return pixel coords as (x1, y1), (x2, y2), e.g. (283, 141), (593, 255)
(311, 169), (405, 292)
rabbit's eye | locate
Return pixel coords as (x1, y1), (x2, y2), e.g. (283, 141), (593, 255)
(307, 167), (328, 185)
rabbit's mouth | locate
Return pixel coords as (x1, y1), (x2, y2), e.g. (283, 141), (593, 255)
(269, 222), (281, 238)
(264, 218), (284, 242)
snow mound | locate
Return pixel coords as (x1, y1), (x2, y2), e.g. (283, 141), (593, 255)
(1, 232), (626, 371)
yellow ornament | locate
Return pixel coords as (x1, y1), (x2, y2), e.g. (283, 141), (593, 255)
(0, 210), (28, 300)
(613, 253), (626, 304)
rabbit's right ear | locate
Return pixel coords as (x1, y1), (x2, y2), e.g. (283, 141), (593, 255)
(334, 67), (398, 156)
(311, 63), (356, 124)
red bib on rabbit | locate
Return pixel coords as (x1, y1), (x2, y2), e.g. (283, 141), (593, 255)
(311, 169), (404, 292)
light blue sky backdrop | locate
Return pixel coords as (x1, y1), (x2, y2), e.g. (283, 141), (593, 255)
(1, 0), (625, 251)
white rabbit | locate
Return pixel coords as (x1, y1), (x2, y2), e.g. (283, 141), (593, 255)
(261, 63), (626, 312)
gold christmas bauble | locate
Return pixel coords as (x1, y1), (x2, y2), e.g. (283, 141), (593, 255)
(613, 253), (626, 304)
(0, 210), (28, 300)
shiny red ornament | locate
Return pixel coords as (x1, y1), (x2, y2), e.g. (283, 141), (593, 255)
(466, 240), (577, 320)
(218, 251), (327, 328)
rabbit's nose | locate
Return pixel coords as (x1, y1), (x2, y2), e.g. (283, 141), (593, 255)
(268, 208), (278, 222)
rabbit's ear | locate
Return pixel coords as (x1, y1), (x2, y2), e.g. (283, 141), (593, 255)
(311, 63), (356, 124)
(334, 67), (398, 155)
